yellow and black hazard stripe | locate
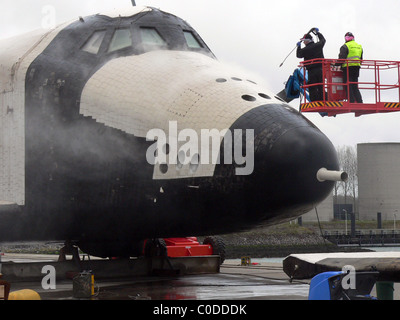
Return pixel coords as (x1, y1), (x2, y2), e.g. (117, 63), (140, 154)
(384, 102), (400, 109)
(301, 101), (343, 110)
(324, 101), (343, 107)
(301, 102), (324, 110)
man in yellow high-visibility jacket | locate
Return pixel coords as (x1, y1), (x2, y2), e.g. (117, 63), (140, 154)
(337, 32), (363, 103)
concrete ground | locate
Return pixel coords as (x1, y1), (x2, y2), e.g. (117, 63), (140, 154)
(1, 254), (309, 300)
(2, 254), (399, 300)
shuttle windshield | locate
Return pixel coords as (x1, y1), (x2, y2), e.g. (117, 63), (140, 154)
(79, 11), (214, 59)
(108, 28), (132, 53)
(183, 31), (202, 49)
(81, 30), (106, 54)
(140, 27), (166, 46)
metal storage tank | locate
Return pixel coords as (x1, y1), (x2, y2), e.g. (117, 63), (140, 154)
(358, 143), (400, 221)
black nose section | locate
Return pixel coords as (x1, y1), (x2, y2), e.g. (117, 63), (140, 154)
(214, 104), (339, 227)
(259, 125), (339, 212)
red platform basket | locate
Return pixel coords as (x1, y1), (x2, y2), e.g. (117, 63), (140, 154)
(299, 59), (400, 117)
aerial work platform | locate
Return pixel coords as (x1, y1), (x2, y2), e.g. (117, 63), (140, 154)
(299, 59), (400, 117)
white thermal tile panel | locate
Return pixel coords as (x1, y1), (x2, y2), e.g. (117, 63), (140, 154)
(0, 23), (70, 204)
(98, 6), (153, 19)
(80, 50), (281, 180)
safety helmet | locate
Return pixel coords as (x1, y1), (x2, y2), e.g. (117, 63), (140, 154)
(301, 33), (313, 44)
(303, 34), (313, 40)
(345, 32), (354, 42)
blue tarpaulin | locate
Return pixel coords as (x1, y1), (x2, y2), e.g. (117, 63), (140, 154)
(285, 68), (309, 101)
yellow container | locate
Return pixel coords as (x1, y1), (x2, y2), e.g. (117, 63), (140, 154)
(8, 289), (41, 300)
(241, 256), (251, 266)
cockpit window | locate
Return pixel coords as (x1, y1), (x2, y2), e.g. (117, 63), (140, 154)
(81, 30), (106, 54)
(140, 27), (166, 46)
(108, 28), (132, 53)
(183, 31), (202, 49)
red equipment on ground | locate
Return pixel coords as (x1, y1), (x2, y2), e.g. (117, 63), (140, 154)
(299, 59), (400, 117)
(162, 237), (213, 258)
(143, 236), (226, 262)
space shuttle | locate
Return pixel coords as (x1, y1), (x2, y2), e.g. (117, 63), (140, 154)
(0, 6), (344, 258)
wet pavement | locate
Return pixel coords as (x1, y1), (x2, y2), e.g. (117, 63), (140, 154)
(73, 272), (309, 300)
(1, 254), (310, 300)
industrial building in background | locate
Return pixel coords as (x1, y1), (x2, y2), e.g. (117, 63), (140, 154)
(302, 195), (333, 222)
(358, 143), (400, 221)
(302, 142), (400, 223)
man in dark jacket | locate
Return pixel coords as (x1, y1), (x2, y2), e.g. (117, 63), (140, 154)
(297, 28), (326, 101)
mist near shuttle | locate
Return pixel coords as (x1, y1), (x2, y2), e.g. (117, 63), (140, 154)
(0, 6), (341, 258)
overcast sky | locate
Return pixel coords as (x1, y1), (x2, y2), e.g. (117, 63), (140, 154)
(1, 0), (399, 148)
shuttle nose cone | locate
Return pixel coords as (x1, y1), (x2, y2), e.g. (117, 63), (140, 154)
(259, 124), (338, 212)
(215, 103), (339, 227)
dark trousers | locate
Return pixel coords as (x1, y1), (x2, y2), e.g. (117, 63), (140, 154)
(307, 67), (324, 101)
(342, 66), (363, 103)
